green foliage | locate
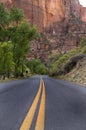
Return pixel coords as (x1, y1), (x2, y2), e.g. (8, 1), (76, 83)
(47, 53), (60, 65)
(0, 4), (39, 79)
(36, 64), (47, 74)
(80, 37), (86, 48)
(49, 55), (68, 76)
(0, 3), (10, 27)
(81, 46), (86, 54)
(27, 59), (47, 75)
(68, 49), (80, 56)
(0, 41), (14, 78)
(28, 25), (40, 40)
(48, 48), (81, 76)
(10, 6), (24, 24)
(80, 37), (86, 54)
(27, 59), (41, 73)
(10, 22), (38, 77)
(0, 26), (6, 41)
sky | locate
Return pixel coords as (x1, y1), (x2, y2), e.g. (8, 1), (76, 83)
(79, 0), (86, 7)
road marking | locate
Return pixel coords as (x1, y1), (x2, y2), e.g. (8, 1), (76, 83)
(20, 80), (42, 130)
(35, 79), (45, 130)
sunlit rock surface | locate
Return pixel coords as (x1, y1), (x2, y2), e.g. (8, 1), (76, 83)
(1, 0), (86, 30)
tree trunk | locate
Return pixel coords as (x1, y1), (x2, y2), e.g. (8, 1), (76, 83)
(7, 69), (10, 78)
(21, 64), (24, 77)
(14, 66), (18, 78)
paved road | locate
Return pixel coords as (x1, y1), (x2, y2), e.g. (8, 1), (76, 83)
(0, 76), (86, 130)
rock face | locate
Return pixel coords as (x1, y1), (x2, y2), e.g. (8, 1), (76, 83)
(2, 0), (86, 30)
(6, 0), (65, 31)
(1, 0), (86, 28)
(64, 56), (86, 85)
(63, 0), (81, 20)
(80, 5), (86, 22)
(0, 0), (86, 60)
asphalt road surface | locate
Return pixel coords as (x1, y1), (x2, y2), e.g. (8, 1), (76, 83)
(0, 75), (86, 130)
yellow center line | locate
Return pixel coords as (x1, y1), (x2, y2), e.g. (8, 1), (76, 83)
(35, 79), (46, 130)
(20, 79), (42, 130)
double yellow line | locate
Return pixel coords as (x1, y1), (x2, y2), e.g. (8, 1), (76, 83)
(20, 79), (45, 130)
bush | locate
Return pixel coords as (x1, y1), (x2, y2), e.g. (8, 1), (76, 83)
(36, 64), (47, 74)
(80, 37), (86, 48)
(81, 46), (86, 54)
(48, 48), (81, 76)
(68, 49), (80, 57)
(26, 59), (47, 75)
(48, 54), (68, 76)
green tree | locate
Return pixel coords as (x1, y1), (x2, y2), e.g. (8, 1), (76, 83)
(10, 6), (24, 25)
(0, 3), (10, 28)
(10, 22), (38, 77)
(0, 26), (5, 42)
(27, 59), (47, 74)
(0, 3), (10, 42)
(0, 41), (14, 79)
(0, 4), (39, 78)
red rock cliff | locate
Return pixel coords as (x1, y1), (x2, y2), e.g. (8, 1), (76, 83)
(9, 0), (65, 30)
(80, 5), (86, 22)
(0, 0), (86, 60)
(1, 0), (86, 30)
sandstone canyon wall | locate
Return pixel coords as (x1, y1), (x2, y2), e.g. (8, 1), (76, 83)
(80, 5), (86, 22)
(2, 0), (86, 30)
(9, 0), (65, 31)
(0, 0), (86, 59)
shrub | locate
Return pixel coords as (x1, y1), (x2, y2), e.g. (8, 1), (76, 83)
(48, 48), (81, 76)
(80, 37), (86, 48)
(81, 46), (86, 54)
(26, 59), (47, 75)
(68, 49), (80, 57)
(36, 64), (47, 74)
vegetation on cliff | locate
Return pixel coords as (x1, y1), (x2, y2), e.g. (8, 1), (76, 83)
(47, 37), (86, 80)
(0, 3), (39, 79)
